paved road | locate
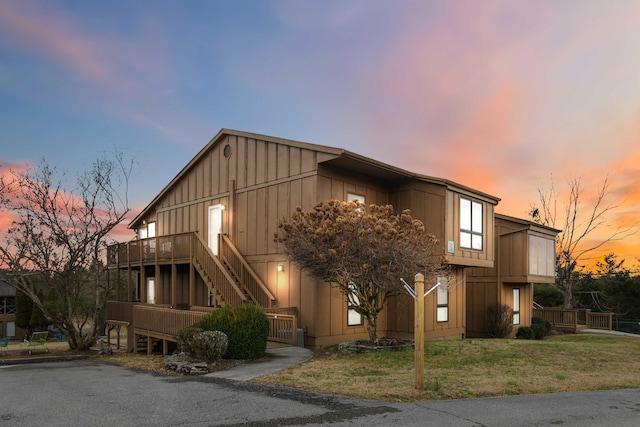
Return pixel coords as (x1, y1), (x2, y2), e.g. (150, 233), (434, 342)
(1, 360), (640, 426)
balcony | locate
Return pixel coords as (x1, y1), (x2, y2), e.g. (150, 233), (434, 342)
(107, 233), (193, 267)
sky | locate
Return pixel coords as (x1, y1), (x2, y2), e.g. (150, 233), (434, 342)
(0, 0), (638, 270)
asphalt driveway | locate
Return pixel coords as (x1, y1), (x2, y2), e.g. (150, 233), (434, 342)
(1, 359), (640, 426)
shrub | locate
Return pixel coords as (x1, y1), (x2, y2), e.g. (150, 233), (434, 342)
(196, 304), (269, 359)
(487, 305), (514, 338)
(531, 323), (547, 340)
(175, 326), (204, 356)
(516, 326), (534, 340)
(190, 331), (228, 363)
(531, 317), (551, 336)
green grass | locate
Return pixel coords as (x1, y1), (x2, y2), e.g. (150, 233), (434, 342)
(253, 334), (640, 402)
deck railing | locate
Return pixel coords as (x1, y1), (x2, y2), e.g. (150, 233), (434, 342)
(107, 233), (192, 266)
(220, 234), (275, 308)
(266, 313), (298, 346)
(133, 305), (206, 338)
(587, 312), (613, 330)
(107, 302), (299, 347)
(107, 301), (136, 323)
(534, 308), (612, 331)
(191, 233), (248, 307)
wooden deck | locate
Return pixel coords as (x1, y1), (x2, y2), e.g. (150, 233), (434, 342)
(533, 308), (612, 332)
(106, 302), (300, 354)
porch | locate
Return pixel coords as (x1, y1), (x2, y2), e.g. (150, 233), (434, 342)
(106, 302), (300, 354)
(106, 232), (298, 354)
(107, 232), (276, 308)
(533, 308), (613, 333)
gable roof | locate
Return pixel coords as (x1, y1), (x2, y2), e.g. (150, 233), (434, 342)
(129, 128), (501, 229)
(495, 213), (561, 236)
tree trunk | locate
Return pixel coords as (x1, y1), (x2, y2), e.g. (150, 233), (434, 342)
(365, 315), (378, 343)
(562, 278), (573, 309)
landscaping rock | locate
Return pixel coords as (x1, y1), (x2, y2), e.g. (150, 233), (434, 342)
(338, 338), (414, 353)
(165, 352), (209, 375)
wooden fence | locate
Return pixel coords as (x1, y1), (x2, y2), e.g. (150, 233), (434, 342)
(533, 308), (612, 332)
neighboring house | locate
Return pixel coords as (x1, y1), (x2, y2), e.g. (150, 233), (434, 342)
(466, 214), (560, 338)
(0, 279), (17, 339)
(106, 129), (556, 352)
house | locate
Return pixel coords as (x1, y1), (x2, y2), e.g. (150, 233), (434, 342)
(466, 214), (559, 338)
(0, 278), (17, 339)
(106, 129), (557, 352)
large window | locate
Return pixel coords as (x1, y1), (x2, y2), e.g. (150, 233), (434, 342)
(460, 197), (483, 250)
(347, 283), (363, 326)
(513, 288), (520, 325)
(529, 235), (555, 277)
(436, 276), (449, 322)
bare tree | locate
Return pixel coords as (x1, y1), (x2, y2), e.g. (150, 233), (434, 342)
(0, 153), (131, 350)
(529, 176), (636, 309)
(275, 200), (448, 342)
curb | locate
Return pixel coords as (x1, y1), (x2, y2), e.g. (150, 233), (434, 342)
(0, 354), (91, 366)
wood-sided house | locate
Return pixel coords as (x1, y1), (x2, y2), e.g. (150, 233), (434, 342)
(467, 214), (559, 338)
(0, 278), (17, 339)
(106, 129), (557, 352)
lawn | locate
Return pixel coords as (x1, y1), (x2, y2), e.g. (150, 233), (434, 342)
(251, 334), (640, 402)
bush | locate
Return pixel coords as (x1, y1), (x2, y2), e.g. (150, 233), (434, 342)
(190, 331), (228, 363)
(531, 323), (547, 340)
(516, 326), (534, 340)
(175, 326), (204, 356)
(196, 304), (269, 359)
(530, 317), (551, 340)
(487, 305), (514, 338)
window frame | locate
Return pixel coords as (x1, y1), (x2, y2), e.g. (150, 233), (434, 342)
(347, 283), (364, 327)
(436, 276), (449, 323)
(460, 197), (484, 250)
(513, 288), (521, 325)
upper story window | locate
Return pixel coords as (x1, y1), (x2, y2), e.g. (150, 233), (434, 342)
(138, 221), (156, 239)
(529, 235), (555, 277)
(460, 197), (483, 250)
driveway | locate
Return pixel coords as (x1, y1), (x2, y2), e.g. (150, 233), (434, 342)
(1, 359), (640, 426)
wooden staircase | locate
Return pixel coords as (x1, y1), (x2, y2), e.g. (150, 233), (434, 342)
(191, 233), (275, 308)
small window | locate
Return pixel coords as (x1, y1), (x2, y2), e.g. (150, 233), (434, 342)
(347, 283), (364, 326)
(347, 193), (365, 213)
(223, 144), (232, 158)
(460, 197), (483, 250)
(208, 290), (215, 307)
(436, 276), (449, 322)
(7, 321), (15, 337)
(147, 222), (156, 238)
(513, 288), (520, 325)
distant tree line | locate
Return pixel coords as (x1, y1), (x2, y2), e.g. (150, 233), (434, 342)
(535, 253), (640, 320)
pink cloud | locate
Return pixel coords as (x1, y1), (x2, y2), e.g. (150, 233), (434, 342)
(0, 1), (112, 83)
(0, 1), (170, 101)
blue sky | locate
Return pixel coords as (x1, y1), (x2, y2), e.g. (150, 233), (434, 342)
(1, 0), (639, 263)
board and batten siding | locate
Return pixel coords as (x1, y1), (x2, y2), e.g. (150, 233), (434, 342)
(445, 189), (496, 268)
(385, 268), (466, 340)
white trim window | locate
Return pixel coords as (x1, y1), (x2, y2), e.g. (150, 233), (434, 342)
(436, 276), (449, 322)
(460, 197), (483, 250)
(347, 283), (364, 326)
(347, 193), (365, 213)
(347, 193), (365, 204)
(513, 288), (521, 325)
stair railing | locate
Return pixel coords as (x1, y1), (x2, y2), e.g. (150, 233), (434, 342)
(191, 233), (247, 306)
(219, 234), (276, 308)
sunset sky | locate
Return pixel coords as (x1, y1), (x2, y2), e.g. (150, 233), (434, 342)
(1, 0), (638, 270)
